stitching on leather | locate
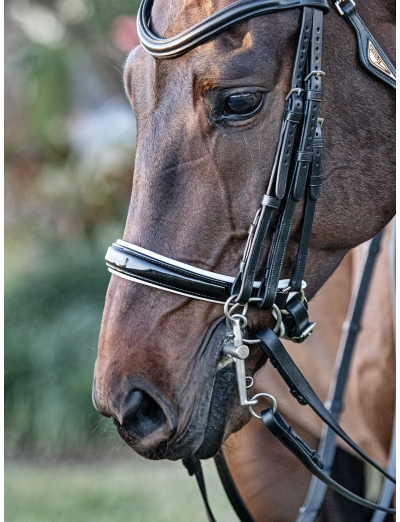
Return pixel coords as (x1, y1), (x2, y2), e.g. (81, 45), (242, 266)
(243, 11), (311, 304)
(350, 11), (395, 86)
(266, 338), (390, 470)
(141, 0), (327, 56)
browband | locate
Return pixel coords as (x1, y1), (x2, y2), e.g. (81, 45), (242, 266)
(106, 240), (305, 304)
(137, 0), (330, 59)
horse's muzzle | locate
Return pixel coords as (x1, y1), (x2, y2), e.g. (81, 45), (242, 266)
(93, 375), (179, 457)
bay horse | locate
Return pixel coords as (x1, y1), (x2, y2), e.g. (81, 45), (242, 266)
(93, 0), (395, 519)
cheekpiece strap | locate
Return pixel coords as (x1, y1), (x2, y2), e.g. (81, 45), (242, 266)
(231, 7), (314, 305)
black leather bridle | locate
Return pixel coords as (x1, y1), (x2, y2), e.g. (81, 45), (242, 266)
(105, 0), (395, 519)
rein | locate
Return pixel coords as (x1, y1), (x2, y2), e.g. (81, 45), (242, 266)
(105, 0), (396, 519)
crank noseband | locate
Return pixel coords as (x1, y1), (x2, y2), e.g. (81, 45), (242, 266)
(106, 240), (306, 305)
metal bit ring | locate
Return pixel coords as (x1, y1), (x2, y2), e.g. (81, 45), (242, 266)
(272, 304), (282, 334)
(224, 294), (246, 318)
(224, 295), (263, 320)
(249, 393), (278, 419)
(246, 376), (254, 389)
(229, 313), (248, 329)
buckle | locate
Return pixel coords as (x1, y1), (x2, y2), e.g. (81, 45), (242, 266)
(280, 292), (316, 343)
(285, 88), (304, 100)
(289, 321), (316, 343)
(335, 0), (355, 16)
(304, 70), (326, 82)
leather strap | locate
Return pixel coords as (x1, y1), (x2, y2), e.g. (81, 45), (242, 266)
(289, 120), (323, 292)
(231, 195), (279, 304)
(214, 450), (255, 522)
(340, 1), (396, 89)
(257, 8), (324, 309)
(256, 326), (396, 483)
(184, 451), (256, 522)
(261, 407), (396, 514)
(232, 7), (314, 304)
(281, 296), (315, 343)
(370, 220), (396, 522)
(183, 456), (217, 522)
(138, 0), (329, 59)
(370, 414), (396, 522)
(105, 240), (304, 304)
(106, 240), (236, 303)
(296, 230), (384, 522)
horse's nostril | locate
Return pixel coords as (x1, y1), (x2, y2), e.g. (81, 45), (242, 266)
(118, 390), (167, 438)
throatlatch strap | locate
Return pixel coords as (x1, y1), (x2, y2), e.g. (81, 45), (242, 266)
(256, 327), (395, 483)
(296, 230), (384, 522)
(183, 456), (217, 522)
(261, 407), (396, 514)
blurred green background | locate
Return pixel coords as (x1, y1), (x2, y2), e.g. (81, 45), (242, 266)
(4, 1), (233, 520)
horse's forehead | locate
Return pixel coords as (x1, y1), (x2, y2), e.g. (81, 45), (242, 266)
(131, 8), (300, 109)
(151, 0), (233, 37)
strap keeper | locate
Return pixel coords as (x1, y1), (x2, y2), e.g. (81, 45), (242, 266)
(262, 195), (280, 208)
(309, 175), (322, 186)
(313, 138), (324, 147)
(285, 110), (303, 123)
(295, 151), (313, 162)
(305, 90), (324, 101)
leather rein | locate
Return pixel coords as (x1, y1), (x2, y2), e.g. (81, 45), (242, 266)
(105, 0), (396, 519)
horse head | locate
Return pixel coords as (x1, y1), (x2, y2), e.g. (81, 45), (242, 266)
(93, 0), (395, 461)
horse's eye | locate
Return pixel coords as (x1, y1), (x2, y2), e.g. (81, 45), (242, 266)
(224, 93), (263, 116)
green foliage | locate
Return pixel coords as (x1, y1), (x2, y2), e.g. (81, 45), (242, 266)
(6, 0), (140, 159)
(16, 43), (70, 152)
(5, 234), (120, 454)
(5, 0), (138, 455)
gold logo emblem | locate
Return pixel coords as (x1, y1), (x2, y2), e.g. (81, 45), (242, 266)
(368, 40), (395, 80)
